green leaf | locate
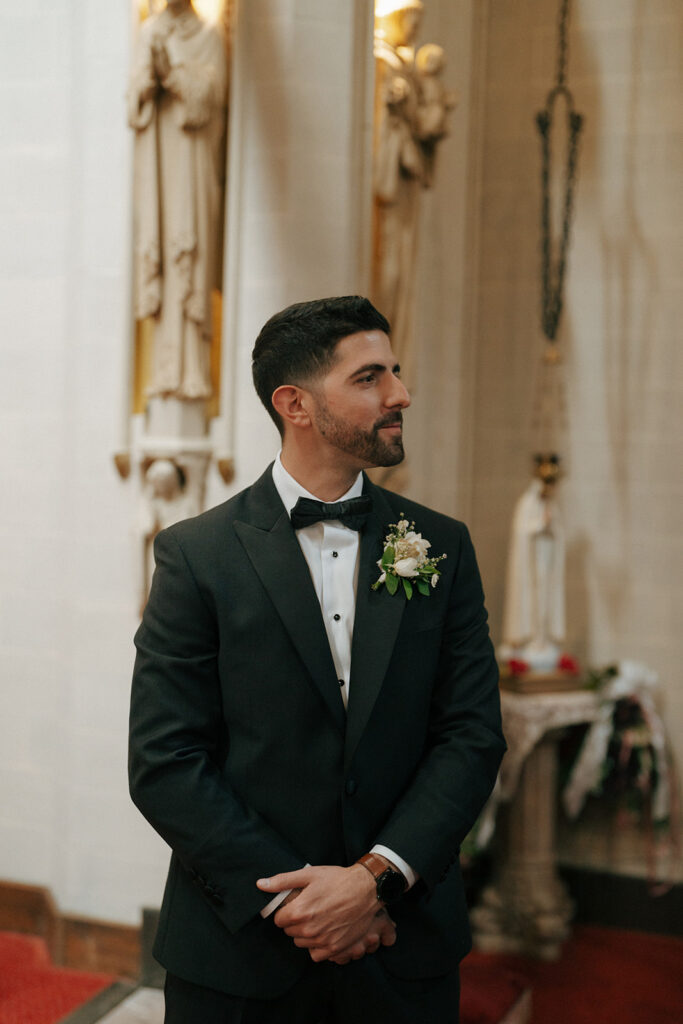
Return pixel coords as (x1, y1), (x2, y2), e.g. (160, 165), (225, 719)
(402, 578), (413, 600)
(381, 545), (395, 569)
(386, 572), (399, 595)
(416, 579), (430, 596)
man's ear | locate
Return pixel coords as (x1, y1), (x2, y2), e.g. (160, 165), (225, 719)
(271, 384), (312, 431)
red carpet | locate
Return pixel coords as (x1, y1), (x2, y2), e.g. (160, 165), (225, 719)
(465, 925), (683, 1024)
(0, 932), (114, 1024)
(1, 926), (680, 1023)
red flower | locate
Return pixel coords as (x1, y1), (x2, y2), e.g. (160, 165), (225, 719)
(508, 658), (530, 676)
(558, 653), (580, 675)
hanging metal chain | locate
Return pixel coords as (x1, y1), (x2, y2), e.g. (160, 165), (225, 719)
(556, 0), (570, 87)
(536, 0), (584, 342)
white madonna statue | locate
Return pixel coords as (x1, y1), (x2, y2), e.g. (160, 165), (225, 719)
(128, 0), (228, 402)
(499, 457), (566, 672)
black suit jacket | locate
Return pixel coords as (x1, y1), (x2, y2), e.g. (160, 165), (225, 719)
(129, 466), (505, 997)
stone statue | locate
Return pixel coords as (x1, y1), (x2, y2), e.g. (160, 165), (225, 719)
(499, 456), (566, 671)
(372, 0), (455, 388)
(128, 0), (228, 401)
(139, 457), (203, 613)
(415, 44), (457, 187)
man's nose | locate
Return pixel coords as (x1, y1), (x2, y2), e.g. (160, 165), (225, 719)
(386, 374), (411, 409)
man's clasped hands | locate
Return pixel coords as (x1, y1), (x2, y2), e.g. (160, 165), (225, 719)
(257, 863), (397, 966)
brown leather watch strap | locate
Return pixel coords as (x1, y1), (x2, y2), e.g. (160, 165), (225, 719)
(357, 852), (396, 881)
(356, 852), (407, 905)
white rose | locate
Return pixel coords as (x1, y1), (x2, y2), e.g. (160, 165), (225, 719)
(395, 531), (431, 565)
(395, 557), (419, 578)
(431, 573), (439, 588)
(407, 531), (430, 557)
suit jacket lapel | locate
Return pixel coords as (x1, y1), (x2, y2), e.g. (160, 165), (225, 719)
(233, 468), (346, 734)
(345, 480), (406, 768)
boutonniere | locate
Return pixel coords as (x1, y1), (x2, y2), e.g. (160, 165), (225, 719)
(372, 515), (446, 599)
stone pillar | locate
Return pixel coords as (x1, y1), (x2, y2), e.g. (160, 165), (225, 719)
(471, 731), (574, 960)
(206, 0), (376, 508)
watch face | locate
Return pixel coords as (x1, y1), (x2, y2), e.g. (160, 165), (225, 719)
(376, 868), (405, 904)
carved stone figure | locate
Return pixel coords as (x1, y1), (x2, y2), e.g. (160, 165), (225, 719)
(372, 0), (455, 388)
(139, 456), (204, 613)
(499, 457), (566, 671)
(128, 0), (228, 401)
(415, 44), (457, 187)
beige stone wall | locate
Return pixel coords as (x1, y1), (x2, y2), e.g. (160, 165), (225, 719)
(469, 0), (682, 874)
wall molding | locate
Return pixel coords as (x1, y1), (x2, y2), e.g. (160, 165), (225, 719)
(0, 880), (141, 979)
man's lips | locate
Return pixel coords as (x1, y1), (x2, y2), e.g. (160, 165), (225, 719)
(376, 416), (403, 433)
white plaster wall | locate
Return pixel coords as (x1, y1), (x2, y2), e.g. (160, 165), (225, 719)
(0, 0), (170, 924)
(0, 0), (385, 926)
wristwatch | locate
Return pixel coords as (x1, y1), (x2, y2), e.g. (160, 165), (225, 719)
(356, 852), (406, 905)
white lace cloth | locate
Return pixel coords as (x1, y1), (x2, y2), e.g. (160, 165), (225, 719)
(476, 688), (600, 848)
(562, 660), (670, 822)
(475, 660), (671, 850)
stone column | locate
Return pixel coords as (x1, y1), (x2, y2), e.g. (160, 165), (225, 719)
(471, 730), (574, 960)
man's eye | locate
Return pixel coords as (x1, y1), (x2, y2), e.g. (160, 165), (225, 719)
(358, 374), (375, 384)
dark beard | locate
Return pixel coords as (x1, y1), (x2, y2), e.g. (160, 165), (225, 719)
(313, 404), (405, 467)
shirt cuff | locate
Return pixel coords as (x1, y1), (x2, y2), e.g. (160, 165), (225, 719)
(259, 889), (291, 918)
(371, 845), (418, 889)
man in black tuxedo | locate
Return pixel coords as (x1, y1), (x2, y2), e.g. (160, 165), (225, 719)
(129, 296), (505, 1023)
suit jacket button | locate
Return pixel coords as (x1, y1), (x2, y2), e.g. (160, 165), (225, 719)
(345, 779), (357, 796)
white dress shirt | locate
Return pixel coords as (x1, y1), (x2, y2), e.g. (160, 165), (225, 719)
(272, 453), (363, 710)
(258, 455), (415, 917)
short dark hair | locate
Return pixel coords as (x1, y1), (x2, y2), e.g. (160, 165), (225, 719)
(252, 296), (390, 435)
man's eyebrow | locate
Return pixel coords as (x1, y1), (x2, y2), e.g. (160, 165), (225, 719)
(348, 362), (401, 379)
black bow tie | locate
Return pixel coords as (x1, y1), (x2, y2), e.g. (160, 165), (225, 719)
(290, 495), (372, 532)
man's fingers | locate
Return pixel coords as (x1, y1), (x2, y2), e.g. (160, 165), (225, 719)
(310, 925), (385, 964)
(281, 888), (302, 908)
(309, 946), (333, 963)
(256, 868), (311, 893)
(292, 932), (325, 948)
